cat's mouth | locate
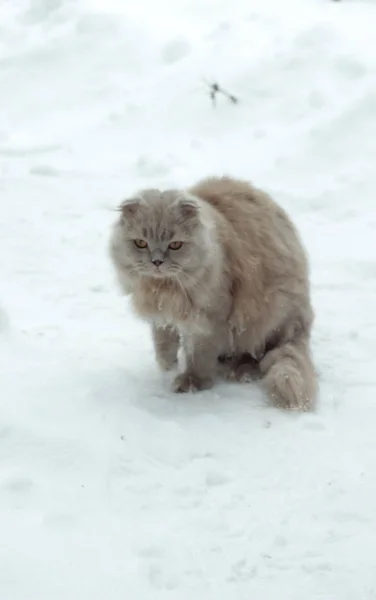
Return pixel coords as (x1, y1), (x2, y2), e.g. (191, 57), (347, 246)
(152, 268), (166, 277)
(142, 265), (169, 278)
(139, 262), (183, 280)
(141, 264), (181, 281)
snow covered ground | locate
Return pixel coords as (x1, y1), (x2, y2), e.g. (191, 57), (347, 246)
(1, 0), (376, 597)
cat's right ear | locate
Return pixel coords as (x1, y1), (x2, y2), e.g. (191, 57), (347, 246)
(118, 198), (140, 220)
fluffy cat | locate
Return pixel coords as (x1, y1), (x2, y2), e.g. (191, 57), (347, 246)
(110, 176), (317, 411)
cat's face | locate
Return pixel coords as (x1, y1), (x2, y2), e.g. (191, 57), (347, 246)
(111, 189), (214, 282)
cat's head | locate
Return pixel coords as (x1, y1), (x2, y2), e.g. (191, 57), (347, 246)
(110, 188), (216, 285)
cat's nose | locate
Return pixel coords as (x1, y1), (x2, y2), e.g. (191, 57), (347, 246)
(152, 258), (164, 267)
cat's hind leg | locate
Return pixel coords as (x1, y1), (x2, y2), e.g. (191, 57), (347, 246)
(217, 353), (262, 382)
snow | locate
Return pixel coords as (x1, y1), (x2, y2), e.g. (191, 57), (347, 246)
(1, 0), (376, 597)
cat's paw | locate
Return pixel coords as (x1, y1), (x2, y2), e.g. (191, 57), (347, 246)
(225, 362), (261, 383)
(172, 372), (214, 393)
(156, 355), (178, 372)
(218, 355), (261, 383)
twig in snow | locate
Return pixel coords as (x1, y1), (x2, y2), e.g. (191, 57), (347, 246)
(205, 81), (239, 107)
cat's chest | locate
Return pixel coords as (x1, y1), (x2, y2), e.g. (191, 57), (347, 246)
(132, 279), (202, 327)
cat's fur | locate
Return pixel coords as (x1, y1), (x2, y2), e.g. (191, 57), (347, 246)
(110, 176), (317, 410)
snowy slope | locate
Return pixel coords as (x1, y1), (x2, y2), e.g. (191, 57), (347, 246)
(1, 0), (376, 598)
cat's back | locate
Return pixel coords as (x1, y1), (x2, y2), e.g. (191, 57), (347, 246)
(189, 176), (273, 215)
(188, 176), (308, 281)
(188, 176), (293, 238)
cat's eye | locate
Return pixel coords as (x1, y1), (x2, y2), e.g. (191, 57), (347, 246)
(134, 239), (148, 249)
(169, 241), (183, 250)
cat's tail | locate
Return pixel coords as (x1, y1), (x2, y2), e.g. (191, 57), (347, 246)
(260, 337), (317, 411)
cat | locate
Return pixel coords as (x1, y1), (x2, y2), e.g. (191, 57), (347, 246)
(110, 176), (317, 411)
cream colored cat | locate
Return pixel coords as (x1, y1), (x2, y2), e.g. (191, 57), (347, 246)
(110, 176), (317, 410)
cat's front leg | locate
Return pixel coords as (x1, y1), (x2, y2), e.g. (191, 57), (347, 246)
(172, 331), (218, 393)
(152, 324), (180, 371)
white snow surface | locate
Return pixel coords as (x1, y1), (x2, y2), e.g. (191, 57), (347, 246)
(1, 0), (376, 597)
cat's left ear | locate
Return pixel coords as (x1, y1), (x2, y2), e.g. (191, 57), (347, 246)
(174, 194), (200, 220)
